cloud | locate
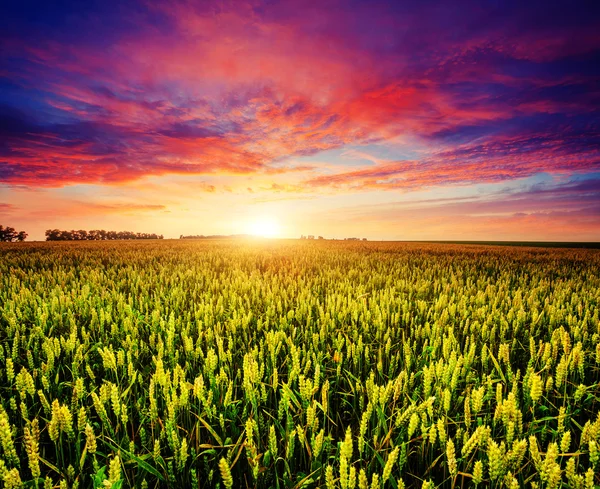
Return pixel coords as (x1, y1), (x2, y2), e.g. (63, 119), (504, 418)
(305, 123), (600, 191)
(78, 202), (168, 214)
(323, 177), (600, 240)
(345, 177), (600, 218)
(0, 0), (598, 191)
(0, 203), (16, 214)
(15, 199), (170, 220)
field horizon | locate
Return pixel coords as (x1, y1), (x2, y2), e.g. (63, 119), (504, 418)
(4, 238), (600, 250)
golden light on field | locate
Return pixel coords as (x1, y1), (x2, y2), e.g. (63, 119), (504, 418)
(247, 216), (280, 238)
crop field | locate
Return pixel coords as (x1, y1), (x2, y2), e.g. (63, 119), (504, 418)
(0, 240), (599, 489)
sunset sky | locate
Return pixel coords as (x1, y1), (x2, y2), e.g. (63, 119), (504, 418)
(1, 0), (599, 241)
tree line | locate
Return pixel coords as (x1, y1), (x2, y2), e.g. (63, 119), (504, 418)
(45, 229), (164, 241)
(0, 224), (28, 242)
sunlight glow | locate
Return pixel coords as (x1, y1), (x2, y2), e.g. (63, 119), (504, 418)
(247, 216), (280, 238)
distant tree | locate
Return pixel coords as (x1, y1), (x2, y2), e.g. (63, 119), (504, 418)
(46, 229), (59, 241)
(0, 224), (28, 242)
(318, 236), (324, 240)
(0, 225), (14, 242)
(45, 228), (164, 241)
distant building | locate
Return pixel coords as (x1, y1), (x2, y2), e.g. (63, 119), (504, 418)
(308, 235), (315, 240)
(318, 236), (324, 240)
(363, 238), (367, 241)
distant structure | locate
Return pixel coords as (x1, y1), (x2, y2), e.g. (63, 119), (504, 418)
(344, 237), (360, 241)
(308, 235), (315, 240)
(363, 238), (367, 241)
(318, 236), (324, 240)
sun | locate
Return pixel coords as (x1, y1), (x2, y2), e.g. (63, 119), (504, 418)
(247, 216), (280, 238)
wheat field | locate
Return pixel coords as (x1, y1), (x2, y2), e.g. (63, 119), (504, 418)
(0, 240), (599, 489)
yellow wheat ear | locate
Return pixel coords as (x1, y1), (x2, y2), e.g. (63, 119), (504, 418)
(219, 458), (233, 489)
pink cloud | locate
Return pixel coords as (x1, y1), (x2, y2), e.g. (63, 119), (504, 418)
(306, 129), (600, 191)
(1, 0), (599, 191)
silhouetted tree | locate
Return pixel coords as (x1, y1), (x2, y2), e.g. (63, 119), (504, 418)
(45, 228), (164, 241)
(0, 224), (28, 242)
(45, 229), (58, 241)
